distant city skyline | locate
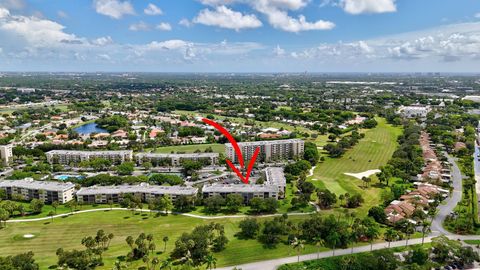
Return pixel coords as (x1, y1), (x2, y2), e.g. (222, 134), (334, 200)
(0, 0), (479, 72)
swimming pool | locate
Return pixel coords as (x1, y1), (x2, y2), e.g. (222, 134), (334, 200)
(54, 175), (85, 181)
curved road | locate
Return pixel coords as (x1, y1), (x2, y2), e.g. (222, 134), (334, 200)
(430, 152), (463, 236)
(4, 153), (472, 270)
(217, 152), (469, 270)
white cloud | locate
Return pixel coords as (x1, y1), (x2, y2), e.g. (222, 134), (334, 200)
(193, 5), (262, 31)
(91, 36), (114, 46)
(341, 0), (396, 15)
(253, 0), (334, 32)
(475, 13), (480, 19)
(0, 7), (9, 18)
(144, 3), (163, 15)
(156, 22), (172, 31)
(0, 7), (80, 47)
(273, 44), (285, 56)
(129, 21), (150, 31)
(93, 0), (135, 19)
(286, 22), (480, 66)
(97, 53), (111, 61)
(196, 0), (335, 32)
(179, 18), (192, 27)
(0, 0), (25, 10)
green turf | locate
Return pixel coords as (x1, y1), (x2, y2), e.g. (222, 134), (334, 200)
(150, 143), (225, 154)
(0, 210), (323, 269)
(309, 117), (402, 215)
(464, 240), (480, 245)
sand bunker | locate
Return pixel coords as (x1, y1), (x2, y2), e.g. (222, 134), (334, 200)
(23, 234), (35, 238)
(344, 169), (380, 179)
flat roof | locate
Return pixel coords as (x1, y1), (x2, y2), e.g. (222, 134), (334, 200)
(202, 183), (278, 193)
(76, 183), (197, 196)
(0, 179), (75, 191)
(265, 167), (286, 187)
(136, 153), (219, 158)
(46, 150), (133, 155)
(226, 139), (303, 147)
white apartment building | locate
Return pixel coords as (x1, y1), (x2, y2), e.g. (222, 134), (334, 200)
(46, 150), (133, 165)
(225, 139), (304, 164)
(0, 144), (13, 166)
(202, 167), (287, 202)
(76, 183), (197, 204)
(0, 178), (75, 203)
(136, 153), (219, 167)
(398, 105), (431, 118)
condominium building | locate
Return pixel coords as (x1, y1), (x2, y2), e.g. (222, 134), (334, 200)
(225, 139), (304, 164)
(0, 178), (75, 203)
(264, 167), (286, 198)
(0, 144), (13, 166)
(46, 150), (133, 165)
(202, 184), (279, 203)
(136, 153), (219, 167)
(76, 183), (198, 204)
(202, 167), (287, 202)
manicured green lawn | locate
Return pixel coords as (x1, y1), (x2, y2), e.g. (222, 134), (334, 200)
(0, 210), (323, 269)
(464, 240), (480, 245)
(150, 143), (225, 154)
(8, 203), (118, 220)
(309, 118), (402, 215)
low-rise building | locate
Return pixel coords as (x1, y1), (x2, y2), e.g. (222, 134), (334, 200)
(202, 184), (278, 203)
(76, 183), (197, 204)
(203, 167), (286, 202)
(226, 139), (304, 164)
(46, 150), (133, 165)
(0, 178), (75, 203)
(398, 105), (431, 119)
(264, 167), (286, 198)
(136, 153), (219, 167)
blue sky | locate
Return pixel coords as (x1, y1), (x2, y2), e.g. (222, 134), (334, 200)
(0, 0), (479, 72)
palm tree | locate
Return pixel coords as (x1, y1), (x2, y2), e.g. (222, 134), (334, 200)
(112, 260), (128, 270)
(384, 228), (398, 248)
(404, 222), (415, 246)
(107, 233), (114, 248)
(162, 236), (169, 252)
(290, 237), (305, 263)
(143, 256), (150, 270)
(313, 236), (324, 259)
(160, 258), (173, 270)
(327, 232), (340, 256)
(204, 253), (218, 270)
(151, 257), (160, 270)
(52, 201), (59, 214)
(421, 221), (431, 245)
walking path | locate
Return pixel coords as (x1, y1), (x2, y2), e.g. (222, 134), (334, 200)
(4, 152), (471, 270)
(6, 208), (316, 223)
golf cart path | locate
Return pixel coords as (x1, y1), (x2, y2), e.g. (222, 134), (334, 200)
(6, 208), (317, 223)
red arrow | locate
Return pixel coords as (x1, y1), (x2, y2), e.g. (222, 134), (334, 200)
(202, 118), (260, 184)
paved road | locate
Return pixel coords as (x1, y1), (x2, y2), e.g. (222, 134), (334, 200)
(216, 235), (480, 270)
(4, 153), (470, 270)
(218, 153), (468, 270)
(430, 152), (463, 236)
(474, 142), (480, 219)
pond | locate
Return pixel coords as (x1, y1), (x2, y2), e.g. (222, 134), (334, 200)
(74, 122), (108, 135)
